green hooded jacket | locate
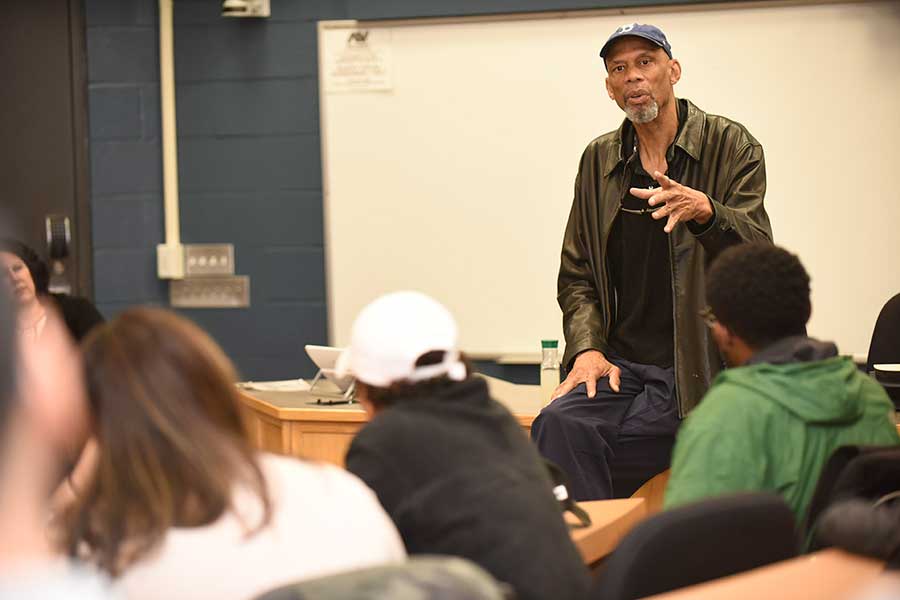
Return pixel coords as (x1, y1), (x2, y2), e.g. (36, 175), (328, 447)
(664, 337), (900, 523)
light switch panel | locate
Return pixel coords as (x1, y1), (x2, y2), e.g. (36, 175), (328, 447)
(170, 275), (250, 308)
(184, 244), (235, 277)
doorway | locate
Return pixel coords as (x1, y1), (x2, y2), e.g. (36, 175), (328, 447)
(0, 0), (92, 297)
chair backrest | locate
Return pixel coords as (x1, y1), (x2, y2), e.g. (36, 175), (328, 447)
(815, 499), (900, 567)
(802, 445), (866, 537)
(805, 444), (900, 549)
(867, 292), (900, 372)
(253, 556), (511, 600)
(593, 493), (796, 600)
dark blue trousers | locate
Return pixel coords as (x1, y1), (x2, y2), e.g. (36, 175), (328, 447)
(531, 357), (680, 501)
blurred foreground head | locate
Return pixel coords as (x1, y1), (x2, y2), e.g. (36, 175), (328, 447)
(69, 308), (269, 575)
(0, 262), (14, 433)
(0, 264), (89, 569)
(0, 213), (84, 456)
(0, 277), (86, 461)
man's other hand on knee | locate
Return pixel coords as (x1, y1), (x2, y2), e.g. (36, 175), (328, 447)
(553, 350), (622, 399)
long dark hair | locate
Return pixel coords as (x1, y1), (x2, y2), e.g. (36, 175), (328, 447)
(66, 308), (270, 575)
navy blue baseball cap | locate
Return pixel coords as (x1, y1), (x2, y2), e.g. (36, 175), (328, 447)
(599, 23), (673, 63)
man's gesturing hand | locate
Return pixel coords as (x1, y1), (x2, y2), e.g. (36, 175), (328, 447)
(630, 171), (713, 234)
(551, 350), (621, 401)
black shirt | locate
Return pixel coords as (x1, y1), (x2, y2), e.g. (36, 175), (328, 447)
(345, 378), (591, 600)
(606, 101), (688, 368)
(50, 293), (104, 342)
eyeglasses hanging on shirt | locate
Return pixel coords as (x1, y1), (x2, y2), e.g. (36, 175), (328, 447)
(618, 137), (685, 217)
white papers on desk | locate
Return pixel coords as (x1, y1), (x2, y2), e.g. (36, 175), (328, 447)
(237, 379), (311, 392)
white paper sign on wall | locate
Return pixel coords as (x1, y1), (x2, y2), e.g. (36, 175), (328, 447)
(322, 28), (393, 93)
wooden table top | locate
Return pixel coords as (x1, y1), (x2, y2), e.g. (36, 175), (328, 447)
(567, 498), (647, 565)
(238, 374), (543, 427)
(643, 549), (885, 600)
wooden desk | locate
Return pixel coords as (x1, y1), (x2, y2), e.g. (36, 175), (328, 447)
(630, 469), (670, 515)
(243, 380), (643, 565)
(643, 549), (885, 600)
(239, 375), (542, 466)
(568, 498), (647, 565)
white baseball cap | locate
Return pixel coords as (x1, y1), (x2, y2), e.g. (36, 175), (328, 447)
(336, 291), (467, 387)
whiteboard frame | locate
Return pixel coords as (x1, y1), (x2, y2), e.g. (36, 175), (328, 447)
(318, 0), (898, 361)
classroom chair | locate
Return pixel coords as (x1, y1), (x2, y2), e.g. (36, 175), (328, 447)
(805, 445), (900, 551)
(252, 556), (512, 600)
(592, 492), (796, 600)
(867, 293), (900, 373)
(868, 293), (900, 408)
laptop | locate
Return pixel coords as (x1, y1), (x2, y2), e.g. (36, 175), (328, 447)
(304, 344), (354, 393)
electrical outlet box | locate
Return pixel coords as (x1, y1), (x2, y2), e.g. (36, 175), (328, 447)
(184, 244), (235, 277)
(222, 0), (270, 17)
(169, 276), (250, 308)
(157, 243), (185, 279)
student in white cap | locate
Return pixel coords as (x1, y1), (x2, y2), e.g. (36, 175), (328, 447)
(339, 291), (590, 600)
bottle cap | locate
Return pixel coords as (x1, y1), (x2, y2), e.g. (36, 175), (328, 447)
(541, 340), (558, 349)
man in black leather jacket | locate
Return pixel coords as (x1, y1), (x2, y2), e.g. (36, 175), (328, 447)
(531, 23), (773, 500)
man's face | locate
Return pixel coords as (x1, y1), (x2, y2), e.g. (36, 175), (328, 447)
(604, 37), (681, 124)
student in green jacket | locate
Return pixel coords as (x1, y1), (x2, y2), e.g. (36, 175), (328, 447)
(664, 243), (899, 522)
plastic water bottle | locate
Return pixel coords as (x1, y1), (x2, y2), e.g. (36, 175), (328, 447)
(540, 340), (560, 407)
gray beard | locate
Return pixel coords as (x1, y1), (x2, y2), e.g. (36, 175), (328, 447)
(625, 100), (659, 124)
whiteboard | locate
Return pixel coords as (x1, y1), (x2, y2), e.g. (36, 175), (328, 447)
(318, 1), (900, 359)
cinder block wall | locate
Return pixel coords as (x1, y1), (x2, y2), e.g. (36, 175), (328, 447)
(86, 0), (342, 379)
(85, 0), (676, 381)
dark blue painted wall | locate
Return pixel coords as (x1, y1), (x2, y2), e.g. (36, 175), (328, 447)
(86, 0), (345, 380)
(87, 0), (702, 383)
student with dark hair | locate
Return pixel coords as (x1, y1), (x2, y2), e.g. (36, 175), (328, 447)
(65, 308), (404, 600)
(664, 243), (899, 520)
(340, 291), (591, 600)
(0, 238), (104, 343)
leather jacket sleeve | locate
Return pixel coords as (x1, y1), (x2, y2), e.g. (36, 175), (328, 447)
(689, 141), (773, 259)
(557, 169), (609, 368)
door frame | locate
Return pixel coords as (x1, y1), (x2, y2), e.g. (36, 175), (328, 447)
(67, 0), (93, 299)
